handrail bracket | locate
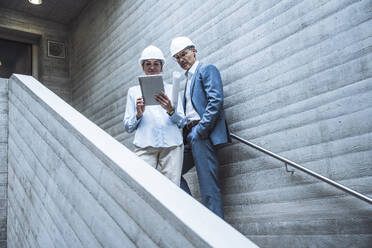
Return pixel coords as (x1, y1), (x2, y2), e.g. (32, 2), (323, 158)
(285, 162), (295, 175)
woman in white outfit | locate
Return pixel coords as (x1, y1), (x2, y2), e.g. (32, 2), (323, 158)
(123, 45), (184, 186)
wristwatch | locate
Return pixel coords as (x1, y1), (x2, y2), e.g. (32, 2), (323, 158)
(167, 108), (175, 116)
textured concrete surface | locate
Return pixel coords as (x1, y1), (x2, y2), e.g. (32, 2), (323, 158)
(6, 74), (257, 248)
(69, 0), (372, 247)
(0, 7), (71, 102)
(0, 79), (7, 248)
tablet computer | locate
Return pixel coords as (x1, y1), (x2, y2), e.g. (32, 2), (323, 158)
(138, 74), (164, 105)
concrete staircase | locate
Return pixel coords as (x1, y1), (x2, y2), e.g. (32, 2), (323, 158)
(2, 74), (371, 247)
(5, 74), (257, 248)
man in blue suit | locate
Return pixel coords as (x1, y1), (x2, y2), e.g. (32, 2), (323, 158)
(156, 37), (230, 218)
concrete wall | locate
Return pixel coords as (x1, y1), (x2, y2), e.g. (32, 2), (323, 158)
(7, 74), (256, 248)
(0, 8), (71, 102)
(69, 0), (372, 247)
(0, 79), (7, 248)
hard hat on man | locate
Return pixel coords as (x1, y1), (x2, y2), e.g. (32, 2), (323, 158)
(139, 45), (166, 66)
(170, 37), (195, 57)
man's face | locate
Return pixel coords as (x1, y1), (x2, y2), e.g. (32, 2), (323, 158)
(142, 59), (163, 75)
(173, 47), (196, 70)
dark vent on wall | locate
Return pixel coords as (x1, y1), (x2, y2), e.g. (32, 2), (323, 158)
(47, 40), (65, 59)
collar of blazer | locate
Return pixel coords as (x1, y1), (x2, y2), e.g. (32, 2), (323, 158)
(183, 62), (202, 109)
(190, 61), (202, 97)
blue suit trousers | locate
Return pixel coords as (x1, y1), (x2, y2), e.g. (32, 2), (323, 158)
(181, 137), (224, 218)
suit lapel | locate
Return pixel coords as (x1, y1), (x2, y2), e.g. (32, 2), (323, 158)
(190, 62), (202, 100)
(183, 80), (187, 114)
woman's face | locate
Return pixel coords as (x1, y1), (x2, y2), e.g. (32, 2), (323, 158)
(142, 59), (163, 75)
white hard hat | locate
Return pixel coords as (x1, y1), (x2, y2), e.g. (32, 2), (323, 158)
(170, 36), (195, 56)
(139, 45), (166, 66)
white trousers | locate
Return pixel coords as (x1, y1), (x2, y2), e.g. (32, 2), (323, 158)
(134, 144), (184, 186)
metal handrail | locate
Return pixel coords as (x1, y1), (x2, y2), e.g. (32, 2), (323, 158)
(230, 133), (372, 205)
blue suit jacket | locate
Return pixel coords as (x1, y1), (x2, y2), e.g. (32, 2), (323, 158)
(171, 62), (231, 146)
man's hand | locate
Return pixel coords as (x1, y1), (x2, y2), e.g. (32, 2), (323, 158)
(136, 97), (145, 119)
(155, 91), (174, 113)
(187, 126), (200, 144)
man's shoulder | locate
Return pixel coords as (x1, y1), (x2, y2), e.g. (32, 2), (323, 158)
(198, 62), (219, 73)
(197, 63), (220, 78)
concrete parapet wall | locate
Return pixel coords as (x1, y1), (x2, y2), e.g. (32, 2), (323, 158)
(69, 0), (372, 247)
(0, 79), (7, 248)
(6, 74), (256, 248)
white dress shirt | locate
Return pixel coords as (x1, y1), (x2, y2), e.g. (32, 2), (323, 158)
(123, 83), (183, 148)
(185, 60), (201, 120)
